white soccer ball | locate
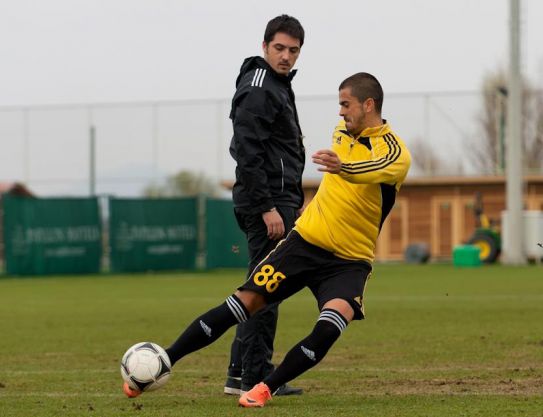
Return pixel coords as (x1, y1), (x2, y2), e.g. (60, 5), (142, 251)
(120, 342), (172, 392)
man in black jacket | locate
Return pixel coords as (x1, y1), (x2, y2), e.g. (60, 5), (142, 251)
(225, 15), (305, 396)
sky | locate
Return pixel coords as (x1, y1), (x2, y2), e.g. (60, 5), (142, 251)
(1, 0), (542, 105)
(0, 0), (542, 196)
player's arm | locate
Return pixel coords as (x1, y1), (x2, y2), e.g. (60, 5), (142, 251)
(312, 138), (411, 185)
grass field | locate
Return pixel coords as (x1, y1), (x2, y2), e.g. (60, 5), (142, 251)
(0, 264), (542, 417)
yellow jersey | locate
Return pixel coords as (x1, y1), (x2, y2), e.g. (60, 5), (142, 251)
(295, 120), (411, 262)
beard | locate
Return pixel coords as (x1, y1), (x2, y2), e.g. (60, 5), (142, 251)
(345, 115), (364, 136)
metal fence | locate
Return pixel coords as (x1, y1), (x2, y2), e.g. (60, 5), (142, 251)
(1, 90), (541, 197)
(0, 195), (248, 275)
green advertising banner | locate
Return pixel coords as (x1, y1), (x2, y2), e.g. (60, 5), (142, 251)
(205, 199), (248, 268)
(109, 198), (198, 272)
(3, 196), (102, 275)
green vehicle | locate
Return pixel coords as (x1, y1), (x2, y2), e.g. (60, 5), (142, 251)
(467, 192), (501, 263)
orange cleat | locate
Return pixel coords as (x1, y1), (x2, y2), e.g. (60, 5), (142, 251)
(238, 382), (272, 408)
(123, 382), (141, 398)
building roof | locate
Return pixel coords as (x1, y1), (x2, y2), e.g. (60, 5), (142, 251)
(221, 175), (543, 190)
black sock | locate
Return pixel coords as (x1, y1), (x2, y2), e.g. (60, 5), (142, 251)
(263, 308), (348, 393)
(165, 294), (249, 366)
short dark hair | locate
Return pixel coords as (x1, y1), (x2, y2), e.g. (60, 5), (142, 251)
(264, 15), (305, 47)
(339, 72), (383, 113)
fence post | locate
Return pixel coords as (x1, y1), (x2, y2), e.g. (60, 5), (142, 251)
(196, 193), (207, 270)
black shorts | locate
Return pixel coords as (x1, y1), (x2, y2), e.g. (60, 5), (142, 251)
(239, 230), (372, 320)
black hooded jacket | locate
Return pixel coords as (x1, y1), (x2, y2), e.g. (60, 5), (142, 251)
(229, 56), (305, 214)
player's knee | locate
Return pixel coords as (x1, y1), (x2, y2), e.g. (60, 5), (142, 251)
(316, 308), (349, 337)
(234, 289), (267, 315)
(304, 308), (349, 363)
(322, 298), (354, 322)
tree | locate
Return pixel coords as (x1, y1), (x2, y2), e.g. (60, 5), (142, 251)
(143, 170), (221, 197)
(527, 91), (543, 172)
(409, 137), (464, 176)
(470, 70), (543, 174)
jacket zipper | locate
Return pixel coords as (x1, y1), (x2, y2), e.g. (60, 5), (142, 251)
(280, 158), (285, 192)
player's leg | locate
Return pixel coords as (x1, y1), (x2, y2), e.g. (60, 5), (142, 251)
(238, 301), (351, 407)
(271, 301), (352, 387)
(165, 290), (265, 366)
(239, 259), (370, 407)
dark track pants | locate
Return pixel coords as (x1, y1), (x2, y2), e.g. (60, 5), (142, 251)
(227, 206), (297, 387)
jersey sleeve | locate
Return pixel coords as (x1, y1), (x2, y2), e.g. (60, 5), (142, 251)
(230, 85), (282, 212)
(339, 133), (411, 185)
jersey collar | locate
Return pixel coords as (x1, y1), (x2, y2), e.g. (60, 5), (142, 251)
(359, 120), (390, 138)
(338, 119), (390, 140)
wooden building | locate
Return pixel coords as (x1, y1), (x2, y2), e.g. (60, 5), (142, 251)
(302, 176), (543, 261)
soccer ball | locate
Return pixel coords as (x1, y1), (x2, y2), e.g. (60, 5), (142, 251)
(120, 342), (172, 392)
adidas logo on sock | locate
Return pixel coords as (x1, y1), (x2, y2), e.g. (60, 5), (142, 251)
(301, 345), (316, 361)
(200, 320), (212, 337)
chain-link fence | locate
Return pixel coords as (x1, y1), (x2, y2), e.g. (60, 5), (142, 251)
(1, 89), (542, 197)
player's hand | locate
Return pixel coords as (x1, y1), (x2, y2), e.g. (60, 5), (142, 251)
(312, 149), (342, 173)
(262, 209), (285, 240)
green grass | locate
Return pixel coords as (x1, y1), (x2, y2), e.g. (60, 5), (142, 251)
(0, 264), (542, 416)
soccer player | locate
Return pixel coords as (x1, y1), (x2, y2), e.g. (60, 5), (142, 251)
(225, 14), (305, 396)
(123, 72), (411, 408)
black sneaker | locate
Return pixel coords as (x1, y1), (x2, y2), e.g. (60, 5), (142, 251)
(224, 375), (242, 396)
(273, 384), (303, 396)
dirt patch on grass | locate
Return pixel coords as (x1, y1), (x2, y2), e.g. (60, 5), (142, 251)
(364, 376), (543, 396)
(303, 368), (543, 396)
